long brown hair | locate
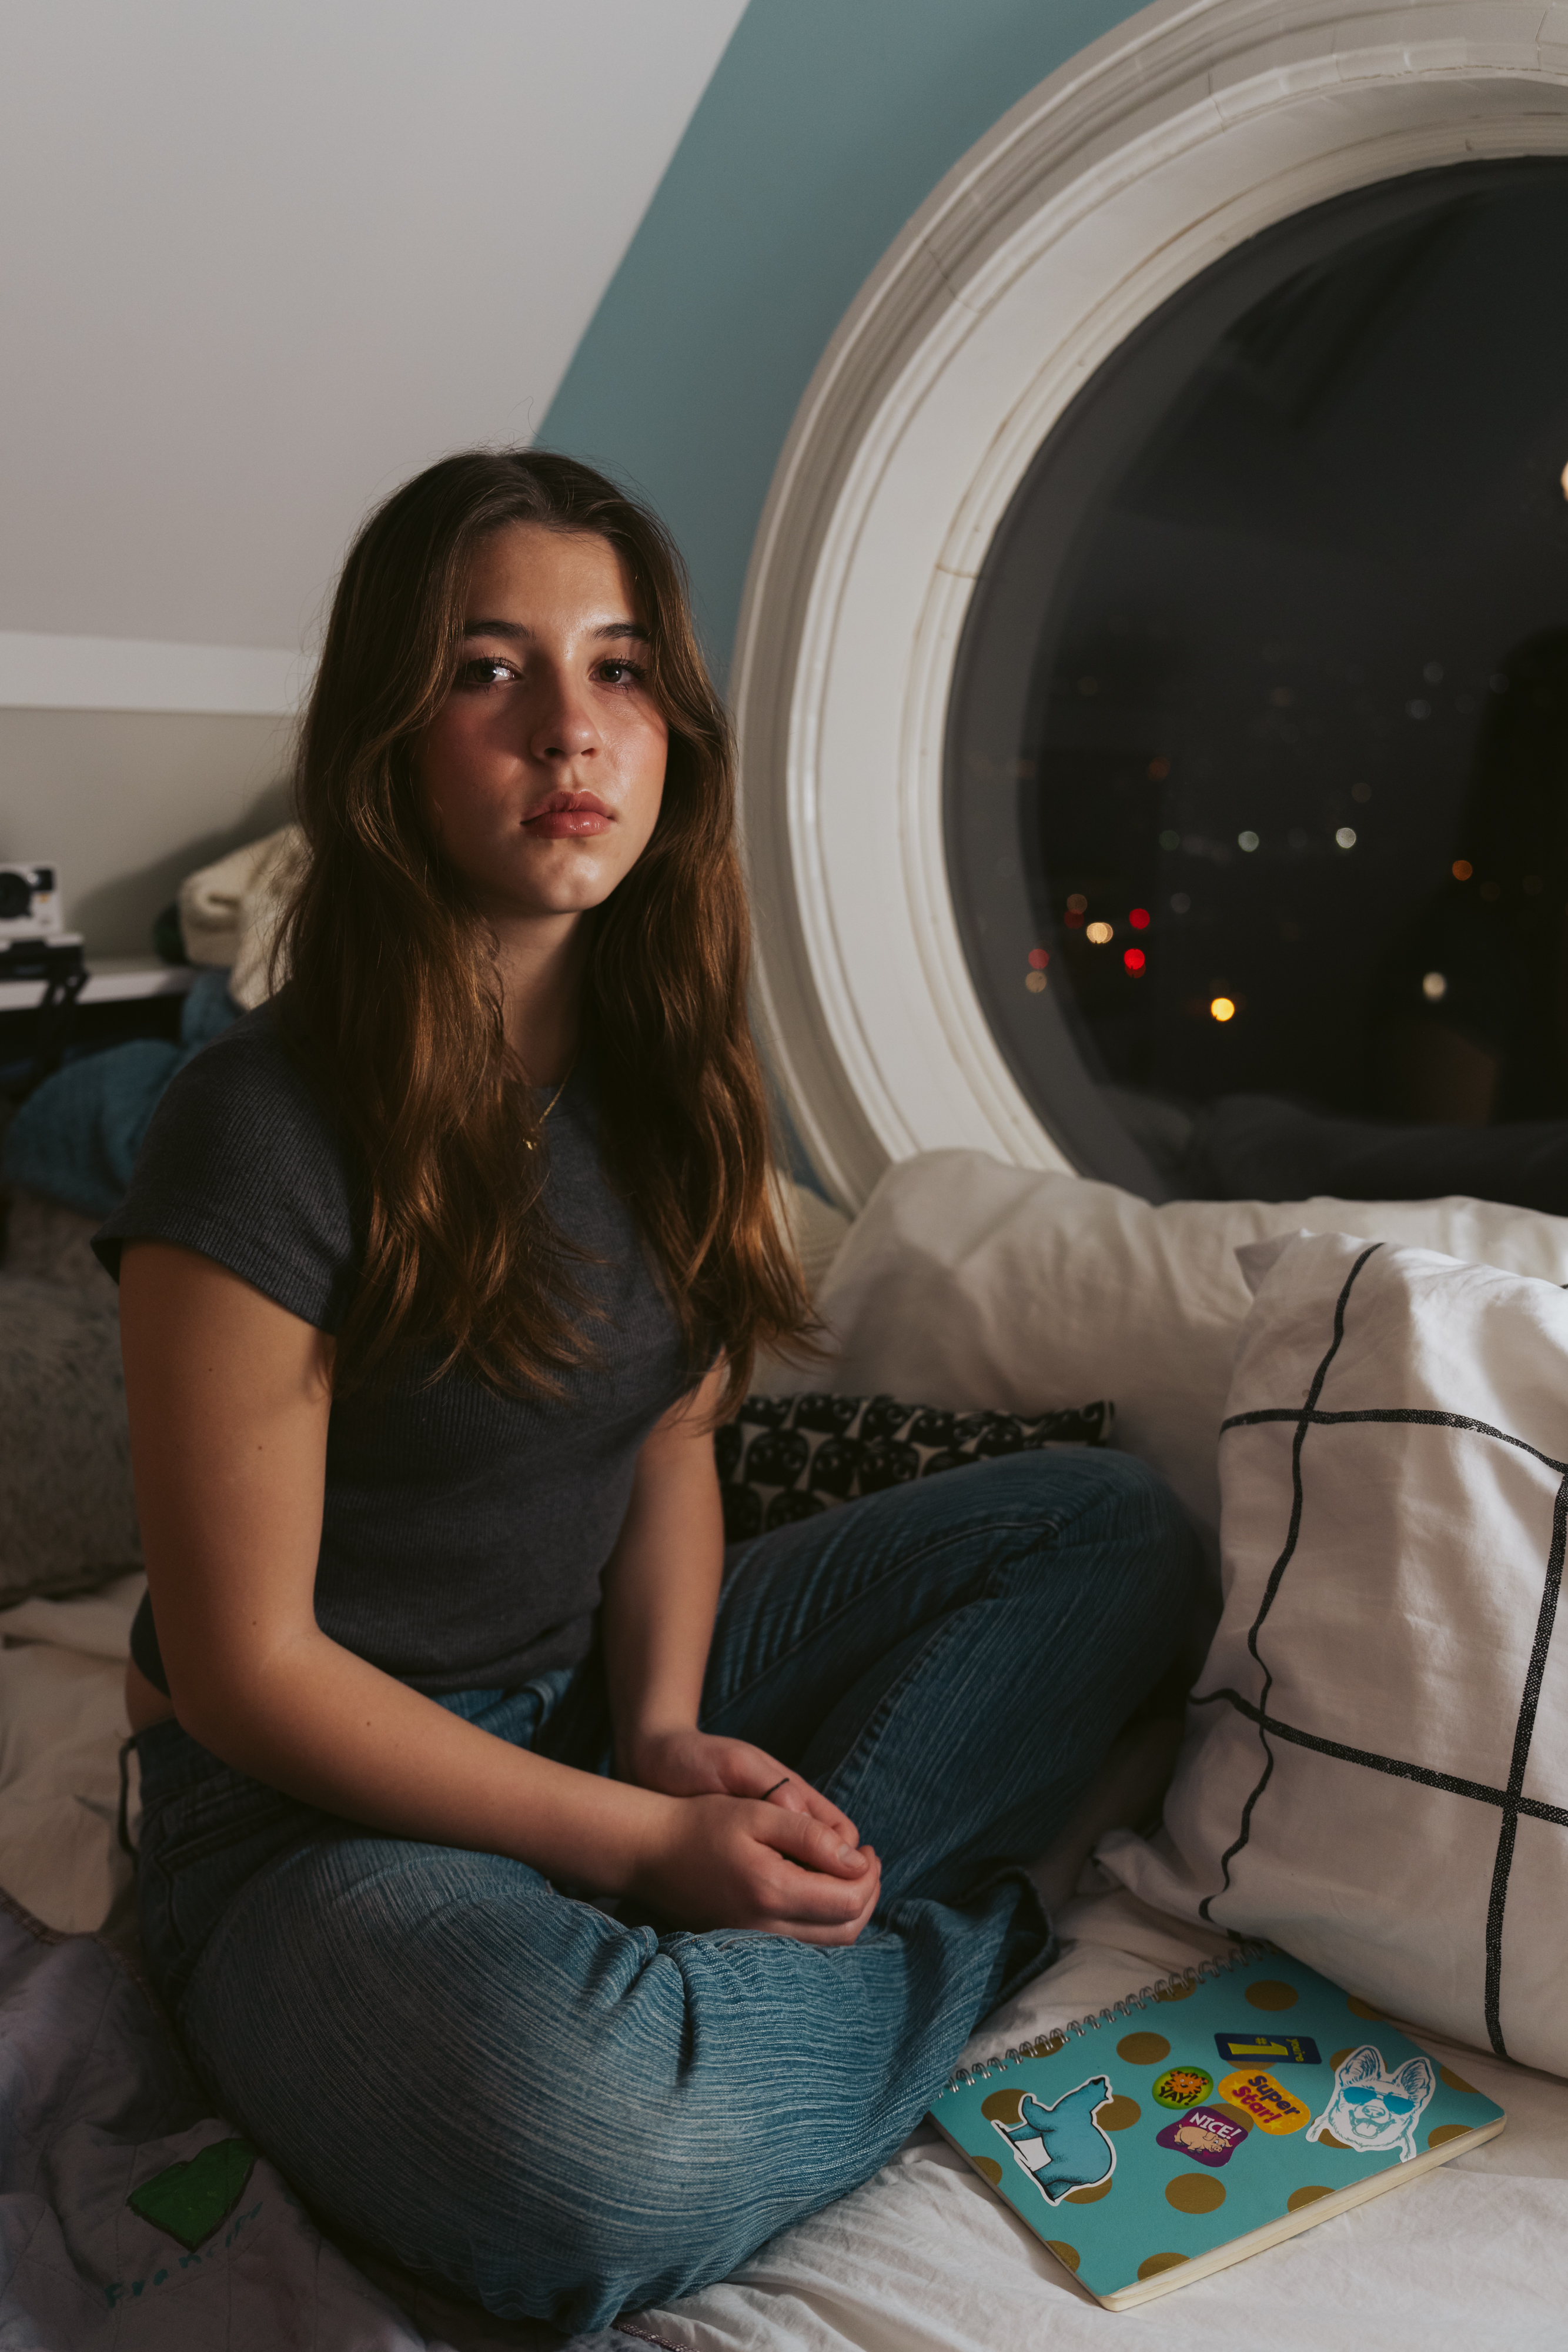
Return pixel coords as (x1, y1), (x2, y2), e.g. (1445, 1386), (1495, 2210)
(280, 449), (811, 1412)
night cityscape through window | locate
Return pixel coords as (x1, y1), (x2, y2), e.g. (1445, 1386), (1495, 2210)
(945, 159), (1568, 1210)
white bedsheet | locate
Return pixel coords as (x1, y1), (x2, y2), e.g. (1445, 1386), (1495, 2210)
(4, 1585), (1564, 2352)
(0, 1572), (141, 1936)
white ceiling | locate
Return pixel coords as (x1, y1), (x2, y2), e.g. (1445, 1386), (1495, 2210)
(0, 0), (747, 657)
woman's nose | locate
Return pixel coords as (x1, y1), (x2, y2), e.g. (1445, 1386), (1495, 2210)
(527, 666), (600, 761)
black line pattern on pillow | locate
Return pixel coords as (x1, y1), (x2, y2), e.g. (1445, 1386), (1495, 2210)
(1195, 1245), (1377, 1929)
(1193, 1240), (1568, 2059)
(714, 1394), (1112, 1545)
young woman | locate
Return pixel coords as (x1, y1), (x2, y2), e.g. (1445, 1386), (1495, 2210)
(104, 450), (1202, 2335)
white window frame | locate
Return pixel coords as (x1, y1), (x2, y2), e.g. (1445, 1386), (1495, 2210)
(733, 0), (1568, 1210)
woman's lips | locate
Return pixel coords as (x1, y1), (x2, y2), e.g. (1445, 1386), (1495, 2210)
(523, 794), (612, 838)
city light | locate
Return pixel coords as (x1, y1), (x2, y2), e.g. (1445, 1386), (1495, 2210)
(1422, 972), (1448, 1001)
(1210, 996), (1236, 1023)
(1086, 921), (1114, 946)
(1025, 971), (1048, 994)
(1238, 830), (1259, 852)
(1028, 947), (1049, 970)
(1129, 907), (1151, 930)
(1124, 948), (1146, 973)
(1453, 859), (1473, 881)
(1335, 827), (1358, 850)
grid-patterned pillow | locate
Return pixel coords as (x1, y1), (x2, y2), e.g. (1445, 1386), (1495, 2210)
(714, 1392), (1112, 1545)
(1099, 1227), (1568, 2079)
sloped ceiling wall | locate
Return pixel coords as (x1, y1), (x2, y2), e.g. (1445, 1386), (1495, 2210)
(0, 0), (748, 666)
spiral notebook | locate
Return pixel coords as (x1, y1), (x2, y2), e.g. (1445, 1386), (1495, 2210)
(927, 1945), (1505, 2310)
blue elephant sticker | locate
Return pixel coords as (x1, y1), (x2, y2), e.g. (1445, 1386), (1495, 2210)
(992, 2074), (1117, 2204)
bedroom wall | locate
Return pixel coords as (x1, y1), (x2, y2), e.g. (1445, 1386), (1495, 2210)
(0, 710), (292, 960)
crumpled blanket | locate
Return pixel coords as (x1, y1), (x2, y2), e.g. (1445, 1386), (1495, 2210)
(0, 971), (238, 1221)
(0, 1888), (629, 2352)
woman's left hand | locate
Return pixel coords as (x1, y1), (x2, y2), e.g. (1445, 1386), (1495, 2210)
(625, 1728), (862, 1852)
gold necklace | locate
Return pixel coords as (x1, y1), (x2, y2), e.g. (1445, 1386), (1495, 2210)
(524, 1063), (574, 1151)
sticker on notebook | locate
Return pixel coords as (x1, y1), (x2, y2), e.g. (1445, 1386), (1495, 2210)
(991, 2074), (1118, 2205)
(1217, 2069), (1313, 2134)
(1305, 2045), (1436, 2165)
(1154, 2103), (1251, 2167)
(1152, 2065), (1214, 2110)
(1214, 2032), (1322, 2067)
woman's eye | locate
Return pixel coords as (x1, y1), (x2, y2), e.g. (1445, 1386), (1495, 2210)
(596, 659), (646, 689)
(454, 655), (519, 690)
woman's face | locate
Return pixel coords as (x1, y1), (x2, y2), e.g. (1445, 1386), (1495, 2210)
(420, 522), (669, 925)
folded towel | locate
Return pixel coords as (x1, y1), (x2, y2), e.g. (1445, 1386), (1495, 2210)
(177, 824), (305, 1010)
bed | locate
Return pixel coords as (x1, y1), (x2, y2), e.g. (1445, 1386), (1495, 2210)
(4, 1161), (1566, 2351)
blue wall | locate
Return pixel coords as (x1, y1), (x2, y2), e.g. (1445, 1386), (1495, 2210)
(540, 0), (1147, 677)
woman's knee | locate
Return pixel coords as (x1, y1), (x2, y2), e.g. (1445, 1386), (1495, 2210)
(969, 1444), (1192, 1561)
(182, 1848), (750, 2324)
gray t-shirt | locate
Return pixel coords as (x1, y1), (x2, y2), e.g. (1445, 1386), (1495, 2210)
(95, 1003), (692, 1695)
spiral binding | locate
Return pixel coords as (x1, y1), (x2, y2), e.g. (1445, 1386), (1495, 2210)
(934, 1939), (1274, 2098)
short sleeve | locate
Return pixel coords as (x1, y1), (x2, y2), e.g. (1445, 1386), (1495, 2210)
(92, 1006), (360, 1332)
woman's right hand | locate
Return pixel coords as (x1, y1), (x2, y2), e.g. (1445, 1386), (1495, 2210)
(634, 1793), (881, 1944)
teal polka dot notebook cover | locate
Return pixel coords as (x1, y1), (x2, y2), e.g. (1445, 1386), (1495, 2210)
(926, 1944), (1505, 2310)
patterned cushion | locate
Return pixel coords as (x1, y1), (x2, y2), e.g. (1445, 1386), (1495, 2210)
(714, 1392), (1112, 1545)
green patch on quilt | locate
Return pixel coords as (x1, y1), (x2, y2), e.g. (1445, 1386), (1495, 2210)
(128, 2136), (260, 2250)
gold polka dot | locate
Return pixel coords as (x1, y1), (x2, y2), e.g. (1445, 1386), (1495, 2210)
(1044, 2240), (1081, 2273)
(1427, 2124), (1470, 2147)
(1439, 2066), (1477, 2094)
(1152, 1981), (1195, 2003)
(1245, 1980), (1299, 2012)
(1066, 2178), (1113, 2204)
(981, 2087), (1027, 2126)
(1210, 2102), (1253, 2134)
(1116, 2032), (1172, 2065)
(972, 2156), (1003, 2185)
(1346, 1994), (1387, 2020)
(1137, 2253), (1189, 2279)
(1098, 2096), (1141, 2130)
(1287, 2184), (1333, 2211)
(1165, 2173), (1226, 2214)
(1329, 2048), (1354, 2070)
(1315, 2129), (1352, 2151)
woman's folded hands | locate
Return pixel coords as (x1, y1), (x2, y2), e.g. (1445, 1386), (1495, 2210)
(621, 1726), (882, 1945)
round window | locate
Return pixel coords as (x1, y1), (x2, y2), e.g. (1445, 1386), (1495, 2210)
(944, 158), (1568, 1207)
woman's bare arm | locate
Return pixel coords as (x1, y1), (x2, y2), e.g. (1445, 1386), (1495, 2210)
(119, 1241), (877, 1939)
(598, 1367), (880, 1924)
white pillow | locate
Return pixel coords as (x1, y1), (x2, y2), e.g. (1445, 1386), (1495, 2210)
(1099, 1228), (1568, 2079)
(796, 1151), (1568, 1539)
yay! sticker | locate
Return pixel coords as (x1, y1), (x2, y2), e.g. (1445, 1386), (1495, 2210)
(1218, 2069), (1313, 2135)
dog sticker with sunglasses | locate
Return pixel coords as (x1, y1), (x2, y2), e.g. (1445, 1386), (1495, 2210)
(1305, 2045), (1437, 2164)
